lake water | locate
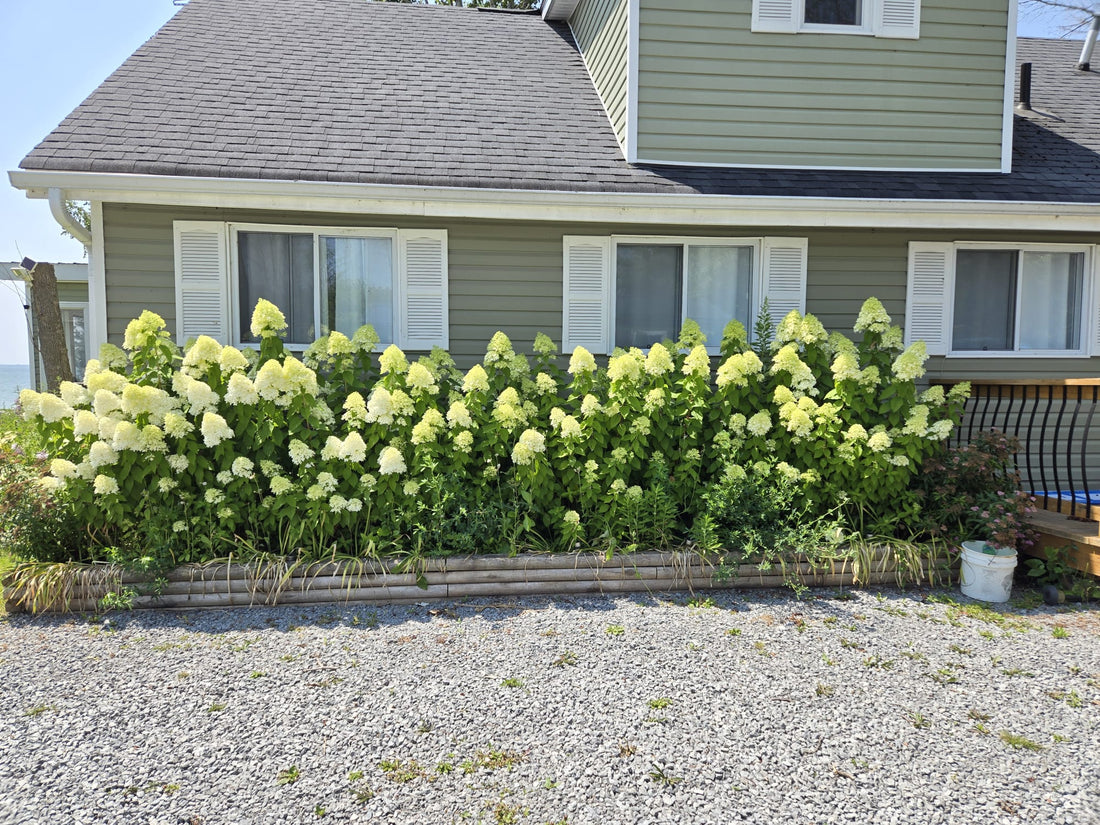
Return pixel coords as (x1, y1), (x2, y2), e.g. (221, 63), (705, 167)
(0, 364), (32, 408)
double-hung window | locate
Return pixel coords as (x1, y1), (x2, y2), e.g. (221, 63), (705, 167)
(563, 235), (808, 356)
(905, 242), (1097, 358)
(173, 221), (448, 351)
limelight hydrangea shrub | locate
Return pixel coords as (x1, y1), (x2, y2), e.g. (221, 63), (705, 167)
(19, 297), (967, 566)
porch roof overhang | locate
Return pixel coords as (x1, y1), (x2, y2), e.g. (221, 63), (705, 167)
(10, 169), (1100, 234)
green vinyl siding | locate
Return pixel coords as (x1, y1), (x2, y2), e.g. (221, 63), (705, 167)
(570, 0), (630, 150)
(635, 0), (1010, 169)
(101, 203), (1097, 379)
(56, 283), (88, 304)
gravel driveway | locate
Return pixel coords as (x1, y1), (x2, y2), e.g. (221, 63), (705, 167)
(1, 587), (1098, 825)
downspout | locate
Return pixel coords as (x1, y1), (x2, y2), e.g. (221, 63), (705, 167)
(1080, 15), (1099, 71)
(47, 188), (92, 247)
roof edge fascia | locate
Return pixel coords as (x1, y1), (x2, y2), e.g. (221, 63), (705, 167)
(542, 0), (580, 20)
(9, 169), (1100, 232)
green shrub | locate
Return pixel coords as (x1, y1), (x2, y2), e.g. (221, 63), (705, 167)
(15, 297), (966, 567)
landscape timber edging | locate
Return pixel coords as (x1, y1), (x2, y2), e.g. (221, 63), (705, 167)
(4, 548), (932, 614)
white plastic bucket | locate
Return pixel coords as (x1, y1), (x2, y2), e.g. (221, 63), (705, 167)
(959, 540), (1017, 603)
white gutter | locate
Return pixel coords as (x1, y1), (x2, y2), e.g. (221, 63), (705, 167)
(47, 187), (92, 247)
(10, 169), (1100, 233)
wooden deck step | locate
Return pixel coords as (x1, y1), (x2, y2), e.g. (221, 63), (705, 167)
(1024, 509), (1100, 577)
(1036, 496), (1100, 523)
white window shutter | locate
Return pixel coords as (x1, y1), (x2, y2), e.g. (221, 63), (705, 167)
(762, 237), (808, 330)
(876, 0), (920, 39)
(752, 0), (799, 32)
(1090, 246), (1100, 356)
(562, 236), (612, 355)
(173, 221), (229, 345)
(905, 242), (953, 355)
(397, 229), (449, 351)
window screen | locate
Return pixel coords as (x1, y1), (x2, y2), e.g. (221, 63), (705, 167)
(616, 245), (683, 349)
(804, 0), (861, 25)
(238, 231), (315, 345)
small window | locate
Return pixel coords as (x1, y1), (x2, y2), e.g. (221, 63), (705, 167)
(613, 240), (755, 350)
(804, 0), (861, 26)
(952, 249), (1086, 354)
(233, 227), (396, 348)
(59, 303), (88, 379)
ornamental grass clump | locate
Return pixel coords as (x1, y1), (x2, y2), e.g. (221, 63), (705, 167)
(12, 296), (966, 571)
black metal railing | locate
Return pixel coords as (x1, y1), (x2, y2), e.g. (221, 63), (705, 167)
(934, 379), (1100, 520)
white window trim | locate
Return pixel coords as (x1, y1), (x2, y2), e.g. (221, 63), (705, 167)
(752, 0), (919, 38)
(946, 241), (1096, 360)
(228, 222), (398, 351)
(58, 301), (89, 375)
(610, 235), (764, 355)
(800, 0), (871, 35)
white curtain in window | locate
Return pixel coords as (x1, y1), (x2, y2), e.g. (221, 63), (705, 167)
(321, 236), (393, 344)
(684, 246), (754, 346)
(1019, 252), (1084, 351)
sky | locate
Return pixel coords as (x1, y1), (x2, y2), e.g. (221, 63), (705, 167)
(0, 0), (1092, 366)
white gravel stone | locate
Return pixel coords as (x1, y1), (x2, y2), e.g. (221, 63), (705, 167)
(0, 587), (1097, 824)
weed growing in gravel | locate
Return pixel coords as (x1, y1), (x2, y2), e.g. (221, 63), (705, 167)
(23, 703), (55, 717)
(905, 711), (931, 729)
(753, 641), (775, 658)
(277, 766), (300, 786)
(1052, 626), (1070, 639)
(999, 731), (1045, 751)
(874, 605), (909, 618)
(540, 628), (558, 638)
(314, 805), (326, 818)
(687, 596), (717, 608)
(839, 638), (864, 651)
(605, 625), (625, 636)
(551, 651), (577, 668)
(460, 748), (526, 774)
(789, 615), (808, 633)
(929, 666), (960, 685)
(618, 743), (637, 757)
(490, 801), (523, 825)
(417, 719), (433, 734)
(380, 758), (431, 783)
(968, 709), (991, 722)
(647, 697), (672, 710)
(206, 702), (226, 713)
(821, 653), (837, 666)
(249, 671), (266, 679)
(726, 627), (742, 636)
(543, 778), (559, 790)
(948, 644), (973, 656)
(436, 760), (455, 775)
(815, 683), (835, 697)
(863, 655), (895, 670)
(501, 677), (524, 688)
(822, 616), (838, 626)
(1046, 690), (1083, 708)
(648, 764), (683, 787)
(900, 645), (927, 662)
(1001, 667), (1035, 678)
(1051, 733), (1070, 743)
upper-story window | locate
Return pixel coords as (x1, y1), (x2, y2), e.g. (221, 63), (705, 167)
(752, 0), (920, 39)
(804, 0), (861, 28)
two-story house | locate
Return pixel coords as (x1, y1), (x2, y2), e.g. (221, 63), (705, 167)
(8, 0), (1099, 379)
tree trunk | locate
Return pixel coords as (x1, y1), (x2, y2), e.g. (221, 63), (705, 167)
(30, 263), (74, 392)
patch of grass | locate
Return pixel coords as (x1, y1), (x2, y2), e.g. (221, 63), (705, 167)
(789, 615), (808, 633)
(967, 708), (991, 722)
(490, 801), (524, 825)
(822, 616), (838, 626)
(551, 651), (577, 668)
(839, 638), (864, 651)
(379, 758), (430, 783)
(647, 764), (683, 787)
(999, 731), (1045, 752)
(815, 683), (834, 697)
(726, 627), (742, 637)
(1000, 667), (1035, 678)
(206, 702), (226, 713)
(460, 748), (526, 775)
(973, 722), (991, 736)
(862, 655), (895, 671)
(501, 677), (524, 688)
(753, 641), (775, 658)
(1051, 733), (1070, 743)
(618, 743), (637, 758)
(542, 777), (559, 790)
(647, 697), (672, 710)
(249, 671), (266, 679)
(23, 703), (55, 717)
(605, 624), (625, 636)
(905, 711), (931, 730)
(686, 596), (717, 608)
(1052, 626), (1070, 639)
(276, 765), (300, 786)
(929, 666), (960, 685)
(874, 605), (909, 618)
(821, 653), (837, 666)
(948, 644), (973, 656)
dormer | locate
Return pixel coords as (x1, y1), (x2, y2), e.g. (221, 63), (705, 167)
(547, 0), (1016, 172)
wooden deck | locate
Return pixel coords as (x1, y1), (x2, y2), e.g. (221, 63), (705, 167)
(1024, 508), (1100, 577)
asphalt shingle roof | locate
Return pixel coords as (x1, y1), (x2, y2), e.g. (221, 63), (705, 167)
(18, 0), (1100, 203)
